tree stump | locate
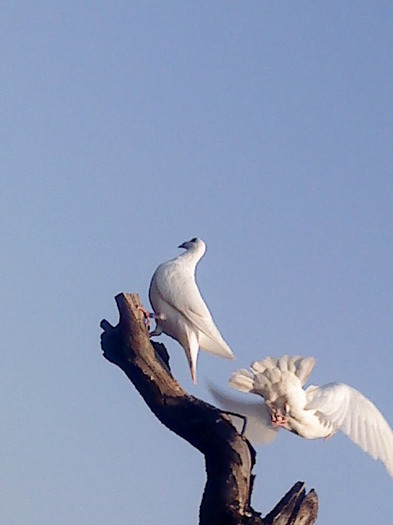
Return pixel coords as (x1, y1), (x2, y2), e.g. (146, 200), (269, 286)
(100, 293), (318, 525)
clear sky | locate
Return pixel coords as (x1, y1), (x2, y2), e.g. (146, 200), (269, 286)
(1, 2), (392, 524)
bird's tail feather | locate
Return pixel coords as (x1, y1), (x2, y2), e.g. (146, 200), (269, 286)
(230, 355), (316, 397)
(252, 355), (315, 386)
(199, 332), (235, 359)
(228, 369), (254, 392)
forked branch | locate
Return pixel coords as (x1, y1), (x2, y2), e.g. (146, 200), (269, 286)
(100, 293), (318, 525)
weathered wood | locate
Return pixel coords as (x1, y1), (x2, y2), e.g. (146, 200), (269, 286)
(100, 293), (318, 524)
(263, 482), (318, 525)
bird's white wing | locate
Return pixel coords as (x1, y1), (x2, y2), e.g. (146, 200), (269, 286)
(208, 383), (278, 444)
(305, 382), (393, 478)
(155, 264), (234, 358)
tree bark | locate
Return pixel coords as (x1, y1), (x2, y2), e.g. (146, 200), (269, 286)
(100, 293), (318, 525)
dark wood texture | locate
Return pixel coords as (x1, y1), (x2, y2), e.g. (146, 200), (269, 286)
(100, 293), (318, 524)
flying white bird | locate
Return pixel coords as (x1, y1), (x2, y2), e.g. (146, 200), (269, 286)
(226, 355), (393, 479)
(148, 238), (234, 384)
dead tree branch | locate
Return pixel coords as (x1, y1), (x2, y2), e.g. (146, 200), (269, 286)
(100, 293), (318, 525)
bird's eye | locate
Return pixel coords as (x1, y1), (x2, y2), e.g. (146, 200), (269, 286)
(190, 237), (197, 243)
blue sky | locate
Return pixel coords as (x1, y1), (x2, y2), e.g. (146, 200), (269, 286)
(1, 2), (392, 523)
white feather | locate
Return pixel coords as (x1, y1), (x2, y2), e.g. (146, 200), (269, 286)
(228, 369), (255, 393)
(305, 382), (393, 478)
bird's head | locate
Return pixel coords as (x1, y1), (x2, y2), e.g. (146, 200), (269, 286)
(178, 237), (206, 253)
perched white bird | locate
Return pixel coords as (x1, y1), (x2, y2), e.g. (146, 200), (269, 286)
(227, 355), (393, 479)
(149, 238), (234, 384)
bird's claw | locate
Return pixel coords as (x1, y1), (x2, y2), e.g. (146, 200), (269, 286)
(271, 408), (289, 428)
(136, 304), (153, 329)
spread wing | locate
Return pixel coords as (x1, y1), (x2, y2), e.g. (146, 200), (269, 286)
(208, 382), (278, 444)
(305, 382), (393, 478)
(153, 263), (234, 358)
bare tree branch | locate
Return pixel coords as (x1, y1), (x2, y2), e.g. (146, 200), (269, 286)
(100, 293), (318, 525)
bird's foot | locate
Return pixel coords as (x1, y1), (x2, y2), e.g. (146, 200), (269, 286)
(148, 313), (167, 335)
(136, 305), (153, 329)
(271, 408), (288, 428)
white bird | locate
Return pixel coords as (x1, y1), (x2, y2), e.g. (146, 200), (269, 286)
(148, 238), (234, 384)
(228, 355), (393, 479)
